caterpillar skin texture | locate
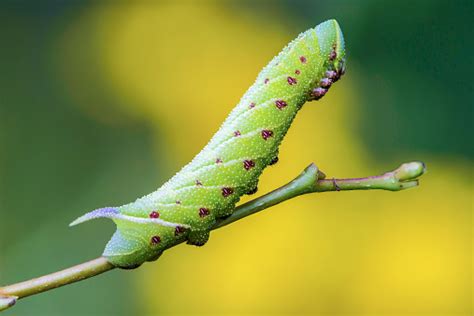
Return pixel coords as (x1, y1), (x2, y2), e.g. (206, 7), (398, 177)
(71, 19), (346, 268)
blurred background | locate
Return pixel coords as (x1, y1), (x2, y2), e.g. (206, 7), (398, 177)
(0, 1), (472, 315)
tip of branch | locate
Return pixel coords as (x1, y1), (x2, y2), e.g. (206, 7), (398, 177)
(390, 161), (426, 190)
(0, 295), (17, 312)
(393, 161), (426, 181)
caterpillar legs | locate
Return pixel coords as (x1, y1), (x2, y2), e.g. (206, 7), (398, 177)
(187, 230), (210, 246)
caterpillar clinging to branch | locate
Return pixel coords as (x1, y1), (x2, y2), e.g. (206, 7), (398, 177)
(71, 19), (346, 268)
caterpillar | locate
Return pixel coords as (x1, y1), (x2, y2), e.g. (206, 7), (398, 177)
(71, 19), (346, 268)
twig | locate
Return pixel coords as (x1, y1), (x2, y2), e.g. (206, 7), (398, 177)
(0, 161), (426, 312)
(0, 257), (113, 311)
(214, 161), (425, 228)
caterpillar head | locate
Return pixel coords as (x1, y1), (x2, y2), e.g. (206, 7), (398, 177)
(316, 19), (345, 74)
(309, 19), (346, 101)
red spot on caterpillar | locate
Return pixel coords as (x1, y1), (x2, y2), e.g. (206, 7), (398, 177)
(295, 69), (301, 75)
(261, 129), (274, 140)
(199, 207), (210, 217)
(299, 56), (307, 63)
(320, 78), (332, 88)
(275, 99), (287, 110)
(264, 78), (269, 84)
(150, 236), (161, 245)
(221, 187), (234, 197)
(243, 159), (255, 170)
(249, 102), (256, 108)
(175, 226), (186, 236)
(287, 76), (297, 85)
(329, 50), (337, 61)
(311, 87), (327, 100)
(325, 70), (337, 79)
(195, 180), (203, 186)
(269, 156), (279, 165)
(149, 211), (160, 219)
(215, 158), (223, 164)
(234, 130), (241, 137)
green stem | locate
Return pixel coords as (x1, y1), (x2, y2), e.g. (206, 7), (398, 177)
(0, 257), (114, 311)
(0, 161), (426, 312)
(215, 161), (425, 228)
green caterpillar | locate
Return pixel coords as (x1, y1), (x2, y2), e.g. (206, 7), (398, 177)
(71, 19), (346, 268)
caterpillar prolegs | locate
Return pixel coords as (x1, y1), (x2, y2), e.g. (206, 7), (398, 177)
(71, 19), (346, 268)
